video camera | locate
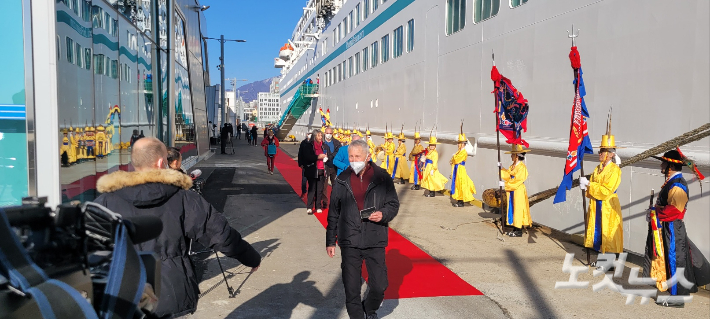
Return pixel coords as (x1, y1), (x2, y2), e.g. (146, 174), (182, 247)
(0, 197), (163, 318)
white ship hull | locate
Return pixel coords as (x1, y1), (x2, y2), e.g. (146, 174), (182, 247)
(279, 0), (710, 259)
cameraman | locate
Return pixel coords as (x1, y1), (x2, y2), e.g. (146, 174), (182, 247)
(94, 137), (261, 318)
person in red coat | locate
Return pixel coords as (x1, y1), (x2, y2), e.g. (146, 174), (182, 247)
(261, 129), (280, 174)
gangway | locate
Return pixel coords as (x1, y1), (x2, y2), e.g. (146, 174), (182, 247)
(276, 83), (319, 140)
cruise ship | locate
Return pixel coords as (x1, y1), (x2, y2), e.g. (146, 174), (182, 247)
(274, 0), (710, 259)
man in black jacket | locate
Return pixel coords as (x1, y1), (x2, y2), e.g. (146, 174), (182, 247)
(326, 139), (399, 319)
(94, 137), (261, 318)
(220, 123), (233, 154)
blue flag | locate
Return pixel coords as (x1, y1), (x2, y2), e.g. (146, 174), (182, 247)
(554, 46), (594, 204)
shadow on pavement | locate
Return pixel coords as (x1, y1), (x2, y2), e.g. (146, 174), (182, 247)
(227, 271), (324, 319)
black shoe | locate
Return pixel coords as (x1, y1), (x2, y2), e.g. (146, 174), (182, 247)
(453, 201), (465, 207)
(400, 178), (406, 184)
(425, 192), (435, 197)
(656, 299), (685, 308)
(366, 314), (379, 319)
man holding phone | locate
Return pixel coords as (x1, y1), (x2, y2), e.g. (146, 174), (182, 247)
(326, 139), (400, 319)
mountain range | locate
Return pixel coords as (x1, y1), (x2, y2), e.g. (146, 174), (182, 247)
(231, 76), (280, 102)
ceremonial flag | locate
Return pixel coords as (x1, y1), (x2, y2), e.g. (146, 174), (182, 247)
(319, 108), (332, 128)
(554, 46), (594, 203)
(491, 66), (530, 147)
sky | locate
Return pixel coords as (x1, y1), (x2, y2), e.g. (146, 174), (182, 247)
(203, 0), (306, 87)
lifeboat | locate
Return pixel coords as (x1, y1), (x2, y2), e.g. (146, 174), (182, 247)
(279, 43), (294, 60)
(274, 57), (286, 68)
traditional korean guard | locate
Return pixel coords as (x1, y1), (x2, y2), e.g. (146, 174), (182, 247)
(579, 119), (623, 264)
(392, 127), (410, 184)
(408, 126), (426, 190)
(421, 129), (448, 198)
(644, 148), (710, 307)
(449, 124), (476, 207)
(499, 144), (531, 237)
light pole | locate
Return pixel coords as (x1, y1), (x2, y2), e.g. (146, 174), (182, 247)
(203, 36), (245, 152)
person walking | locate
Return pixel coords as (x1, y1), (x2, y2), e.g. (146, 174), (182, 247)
(250, 125), (259, 146)
(298, 129), (329, 214)
(326, 139), (400, 319)
(333, 135), (361, 176)
(299, 133), (313, 198)
(261, 129), (280, 174)
(220, 123), (233, 154)
(236, 122), (242, 140)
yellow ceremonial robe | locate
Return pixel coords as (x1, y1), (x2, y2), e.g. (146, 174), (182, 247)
(60, 136), (75, 164)
(367, 138), (377, 163)
(379, 141), (395, 175)
(409, 143), (425, 184)
(393, 143), (410, 179)
(421, 150), (448, 192)
(69, 133), (79, 163)
(584, 162), (623, 253)
(449, 149), (476, 202)
(500, 162), (531, 228)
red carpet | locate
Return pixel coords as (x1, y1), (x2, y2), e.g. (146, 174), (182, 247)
(274, 152), (482, 299)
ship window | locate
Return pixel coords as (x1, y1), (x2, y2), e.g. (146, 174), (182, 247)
(474, 0), (500, 23)
(407, 19), (415, 52)
(92, 5), (102, 29)
(322, 38), (327, 55)
(393, 26), (404, 58)
(82, 0), (91, 22)
(338, 23), (342, 42)
(344, 18), (348, 37)
(371, 41), (378, 68)
(510, 0), (528, 8)
(372, 0), (378, 12)
(355, 52), (361, 75)
(348, 11), (354, 33)
(75, 42), (83, 68)
(364, 0), (370, 19)
(362, 47), (369, 71)
(66, 37), (74, 64)
(356, 3), (362, 25)
(85, 48), (91, 70)
(348, 56), (354, 77)
(70, 0), (79, 15)
(381, 34), (389, 63)
(446, 0), (466, 35)
(333, 30), (336, 46)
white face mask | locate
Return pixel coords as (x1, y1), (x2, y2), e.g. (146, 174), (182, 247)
(325, 134), (333, 140)
(351, 161), (367, 174)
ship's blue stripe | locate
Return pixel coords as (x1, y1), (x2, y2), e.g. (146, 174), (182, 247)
(281, 0), (416, 96)
(57, 8), (151, 70)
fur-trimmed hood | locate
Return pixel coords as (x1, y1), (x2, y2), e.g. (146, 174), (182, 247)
(97, 169), (193, 193)
(97, 169), (193, 207)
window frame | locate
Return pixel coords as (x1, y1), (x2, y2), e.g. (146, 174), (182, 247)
(370, 41), (378, 68)
(356, 3), (361, 26)
(474, 0), (500, 24)
(355, 52), (361, 75)
(381, 34), (389, 64)
(446, 0), (467, 35)
(393, 26), (403, 58)
(362, 47), (369, 71)
(407, 19), (415, 52)
(65, 37), (74, 64)
(510, 0), (528, 8)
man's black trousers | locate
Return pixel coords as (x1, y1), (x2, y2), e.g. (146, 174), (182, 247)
(340, 247), (388, 319)
(220, 137), (228, 153)
(324, 166), (338, 207)
(301, 168), (308, 195)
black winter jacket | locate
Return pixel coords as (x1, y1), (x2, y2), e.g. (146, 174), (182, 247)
(94, 169), (261, 318)
(322, 138), (341, 168)
(297, 139), (331, 179)
(326, 164), (399, 248)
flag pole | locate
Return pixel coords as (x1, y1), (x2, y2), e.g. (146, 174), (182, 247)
(569, 25), (591, 265)
(493, 51), (505, 228)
